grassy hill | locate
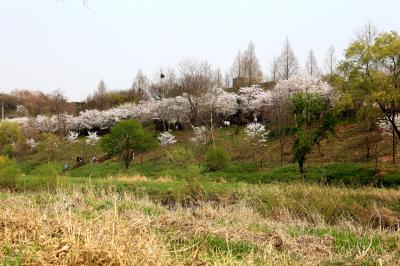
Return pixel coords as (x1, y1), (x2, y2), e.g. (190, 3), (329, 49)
(1, 120), (400, 265)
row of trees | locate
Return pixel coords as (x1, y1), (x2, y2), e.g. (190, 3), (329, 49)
(85, 39), (337, 110)
(6, 76), (333, 134)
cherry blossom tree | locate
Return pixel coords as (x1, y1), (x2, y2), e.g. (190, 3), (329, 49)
(158, 131), (177, 162)
(378, 115), (400, 163)
(26, 138), (38, 153)
(67, 131), (79, 144)
(244, 122), (269, 169)
(86, 131), (100, 146)
(190, 126), (209, 164)
(238, 86), (273, 121)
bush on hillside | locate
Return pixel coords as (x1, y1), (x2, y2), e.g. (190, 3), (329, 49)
(38, 133), (60, 161)
(25, 163), (59, 190)
(205, 147), (229, 171)
(0, 156), (20, 189)
(170, 146), (195, 167)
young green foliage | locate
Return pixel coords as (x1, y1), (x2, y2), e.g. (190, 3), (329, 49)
(290, 92), (336, 174)
(0, 121), (21, 157)
(205, 146), (229, 171)
(100, 120), (155, 169)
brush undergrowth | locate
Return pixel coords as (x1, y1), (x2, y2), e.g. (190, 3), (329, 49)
(0, 180), (399, 265)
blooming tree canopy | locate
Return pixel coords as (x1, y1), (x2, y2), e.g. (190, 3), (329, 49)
(26, 138), (38, 152)
(244, 122), (269, 143)
(67, 131), (79, 144)
(86, 131), (100, 146)
(158, 131), (177, 147)
(6, 76), (334, 133)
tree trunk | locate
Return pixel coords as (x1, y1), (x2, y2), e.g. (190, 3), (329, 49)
(210, 112), (216, 149)
(365, 121), (371, 161)
(298, 160), (305, 175)
(124, 150), (133, 169)
(393, 125), (397, 164)
(279, 136), (284, 167)
(374, 142), (379, 174)
(124, 159), (130, 169)
(317, 141), (324, 157)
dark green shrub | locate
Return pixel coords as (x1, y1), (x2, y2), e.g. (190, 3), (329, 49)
(1, 144), (15, 158)
(205, 147), (229, 171)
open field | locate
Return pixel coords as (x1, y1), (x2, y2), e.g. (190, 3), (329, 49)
(1, 180), (400, 265)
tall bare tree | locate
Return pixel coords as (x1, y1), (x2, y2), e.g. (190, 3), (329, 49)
(231, 51), (243, 79)
(49, 89), (71, 136)
(324, 45), (337, 76)
(97, 79), (107, 95)
(92, 79), (109, 110)
(231, 41), (263, 86)
(215, 68), (224, 88)
(270, 55), (279, 81)
(357, 22), (378, 45)
(130, 69), (149, 101)
(243, 41), (263, 85)
(148, 67), (178, 100)
(277, 38), (299, 80)
(224, 71), (232, 89)
(178, 60), (216, 126)
(305, 49), (320, 77)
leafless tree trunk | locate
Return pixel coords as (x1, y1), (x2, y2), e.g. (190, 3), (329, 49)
(231, 42), (263, 86)
(305, 49), (320, 77)
(277, 38), (299, 80)
(324, 46), (337, 76)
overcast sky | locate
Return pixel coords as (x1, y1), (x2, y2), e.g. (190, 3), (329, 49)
(0, 0), (399, 101)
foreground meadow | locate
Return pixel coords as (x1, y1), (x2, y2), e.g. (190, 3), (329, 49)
(1, 178), (399, 265)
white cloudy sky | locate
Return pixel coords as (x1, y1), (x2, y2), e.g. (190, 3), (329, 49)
(0, 0), (399, 101)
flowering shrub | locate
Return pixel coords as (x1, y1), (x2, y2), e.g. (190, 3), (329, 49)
(244, 122), (269, 143)
(191, 126), (208, 146)
(86, 131), (100, 146)
(158, 131), (177, 147)
(190, 126), (209, 163)
(26, 138), (38, 152)
(67, 131), (79, 143)
(158, 131), (177, 161)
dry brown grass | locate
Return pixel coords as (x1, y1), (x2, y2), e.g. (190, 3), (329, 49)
(108, 175), (175, 184)
(1, 183), (399, 265)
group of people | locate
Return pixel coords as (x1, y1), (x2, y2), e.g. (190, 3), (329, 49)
(76, 155), (98, 163)
(63, 155), (98, 171)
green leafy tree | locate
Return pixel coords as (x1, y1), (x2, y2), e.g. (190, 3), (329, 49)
(100, 120), (155, 169)
(290, 92), (336, 174)
(339, 28), (400, 162)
